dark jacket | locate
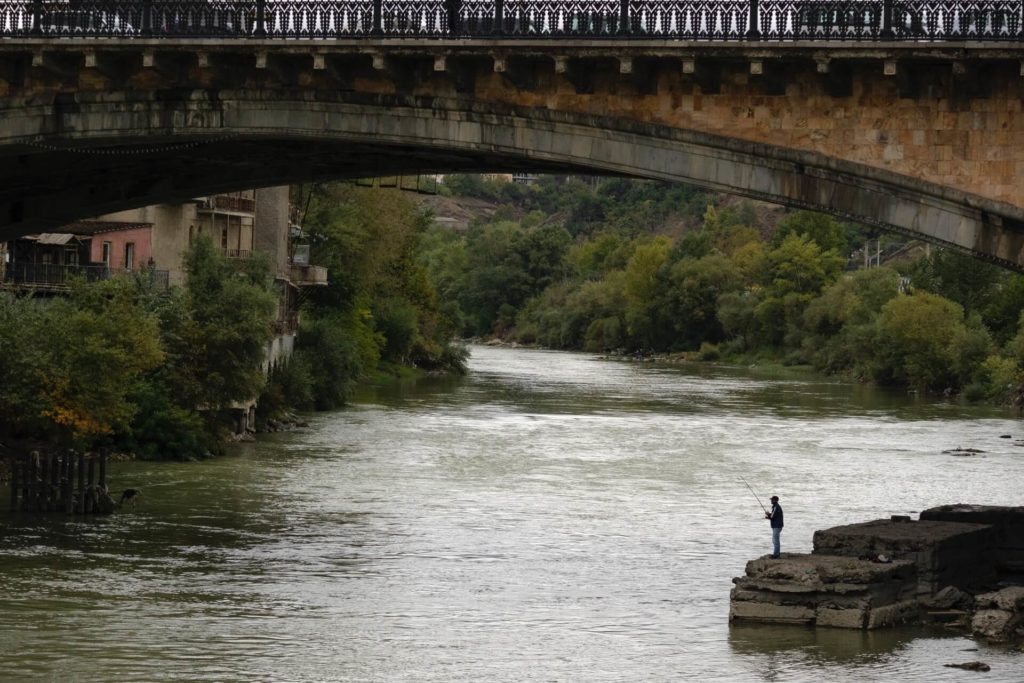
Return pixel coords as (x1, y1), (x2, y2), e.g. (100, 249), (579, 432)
(768, 503), (784, 529)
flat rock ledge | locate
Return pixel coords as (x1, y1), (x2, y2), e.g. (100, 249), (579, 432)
(731, 506), (1024, 639)
(729, 554), (920, 629)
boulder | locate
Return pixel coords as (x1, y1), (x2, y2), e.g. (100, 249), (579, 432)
(974, 586), (1024, 612)
(971, 609), (1022, 642)
(923, 585), (973, 610)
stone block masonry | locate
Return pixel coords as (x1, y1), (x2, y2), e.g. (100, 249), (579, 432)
(812, 518), (997, 596)
(920, 504), (1024, 575)
(729, 555), (920, 629)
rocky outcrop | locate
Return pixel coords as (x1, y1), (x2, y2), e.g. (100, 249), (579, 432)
(731, 508), (1024, 636)
(920, 504), (1024, 575)
(812, 518), (996, 596)
(729, 554), (919, 629)
(971, 587), (1024, 642)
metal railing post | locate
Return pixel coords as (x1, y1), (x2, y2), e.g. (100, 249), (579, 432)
(141, 0), (153, 37)
(30, 0), (42, 36)
(372, 0), (383, 35)
(494, 0), (504, 35)
(747, 0), (760, 38)
(254, 0), (267, 37)
(618, 0), (630, 34)
(880, 0), (895, 38)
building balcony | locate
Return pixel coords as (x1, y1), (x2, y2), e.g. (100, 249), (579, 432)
(197, 195), (256, 215)
(223, 249), (252, 259)
(289, 263), (328, 287)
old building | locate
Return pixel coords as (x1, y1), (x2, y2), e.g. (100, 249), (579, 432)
(3, 186), (327, 434)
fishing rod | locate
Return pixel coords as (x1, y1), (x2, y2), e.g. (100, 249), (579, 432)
(740, 475), (768, 514)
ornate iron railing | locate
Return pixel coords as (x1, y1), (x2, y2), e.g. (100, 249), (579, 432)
(0, 0), (1019, 39)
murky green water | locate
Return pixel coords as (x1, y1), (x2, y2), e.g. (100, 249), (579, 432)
(2, 345), (1023, 681)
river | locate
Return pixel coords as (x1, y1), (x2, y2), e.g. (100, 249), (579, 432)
(2, 344), (1023, 681)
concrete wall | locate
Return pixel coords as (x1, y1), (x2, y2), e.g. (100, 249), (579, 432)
(96, 204), (195, 285)
(88, 225), (152, 270)
(254, 186), (292, 280)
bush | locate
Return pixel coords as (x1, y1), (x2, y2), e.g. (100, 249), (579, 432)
(698, 342), (721, 361)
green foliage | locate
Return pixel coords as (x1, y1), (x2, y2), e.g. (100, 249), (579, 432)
(982, 274), (1024, 346)
(180, 237), (277, 410)
(258, 355), (316, 417)
(294, 304), (382, 410)
(300, 182), (469, 391)
(429, 174), (1015, 399)
(800, 268), (901, 375)
(0, 279), (164, 447)
(623, 237), (672, 349)
(772, 211), (848, 253)
(663, 254), (741, 350)
(872, 292), (991, 392)
(904, 248), (1003, 316)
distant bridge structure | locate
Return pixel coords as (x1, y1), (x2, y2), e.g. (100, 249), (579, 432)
(0, 0), (1022, 266)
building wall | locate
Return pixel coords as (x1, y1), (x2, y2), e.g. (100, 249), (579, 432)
(98, 204), (194, 285)
(254, 186), (291, 280)
(89, 226), (153, 270)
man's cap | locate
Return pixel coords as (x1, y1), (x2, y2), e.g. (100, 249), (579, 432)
(770, 496), (779, 501)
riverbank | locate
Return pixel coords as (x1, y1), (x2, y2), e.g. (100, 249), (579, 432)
(3, 344), (1024, 680)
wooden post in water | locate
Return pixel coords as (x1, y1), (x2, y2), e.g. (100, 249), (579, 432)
(76, 451), (85, 515)
(20, 456), (31, 512)
(49, 452), (59, 512)
(98, 451), (107, 494)
(63, 452), (74, 514)
(40, 453), (50, 512)
(9, 459), (18, 511)
(85, 457), (95, 514)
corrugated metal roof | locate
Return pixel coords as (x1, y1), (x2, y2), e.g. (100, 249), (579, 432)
(64, 221), (153, 234)
(35, 233), (79, 245)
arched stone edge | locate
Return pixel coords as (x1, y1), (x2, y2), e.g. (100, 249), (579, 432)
(3, 90), (1024, 270)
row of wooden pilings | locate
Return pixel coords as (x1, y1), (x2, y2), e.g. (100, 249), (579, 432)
(8, 450), (112, 514)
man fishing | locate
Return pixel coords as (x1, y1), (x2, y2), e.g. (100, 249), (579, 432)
(765, 495), (783, 559)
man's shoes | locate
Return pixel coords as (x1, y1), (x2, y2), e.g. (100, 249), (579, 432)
(770, 555), (780, 559)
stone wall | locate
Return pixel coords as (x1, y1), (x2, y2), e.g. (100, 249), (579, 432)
(920, 504), (1024, 576)
(812, 518), (997, 596)
(729, 555), (920, 629)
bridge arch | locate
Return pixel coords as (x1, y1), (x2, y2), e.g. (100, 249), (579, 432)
(3, 90), (1023, 268)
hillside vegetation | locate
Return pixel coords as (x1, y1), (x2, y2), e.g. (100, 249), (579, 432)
(418, 174), (1024, 403)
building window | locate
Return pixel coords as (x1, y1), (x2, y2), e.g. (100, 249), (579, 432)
(125, 242), (135, 270)
(221, 227), (228, 250)
(102, 241), (111, 266)
(189, 225), (194, 244)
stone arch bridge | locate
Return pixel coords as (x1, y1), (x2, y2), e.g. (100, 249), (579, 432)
(0, 0), (1022, 265)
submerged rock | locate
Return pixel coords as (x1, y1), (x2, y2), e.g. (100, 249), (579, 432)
(944, 661), (991, 672)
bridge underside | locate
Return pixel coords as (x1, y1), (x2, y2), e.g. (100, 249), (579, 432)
(2, 89), (1023, 268)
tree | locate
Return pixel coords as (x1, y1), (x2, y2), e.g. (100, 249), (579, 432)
(623, 236), (672, 349)
(873, 292), (991, 392)
(0, 280), (163, 446)
(771, 211), (847, 253)
(664, 254), (741, 350)
(178, 236), (277, 410)
(801, 268), (901, 375)
(755, 234), (844, 347)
